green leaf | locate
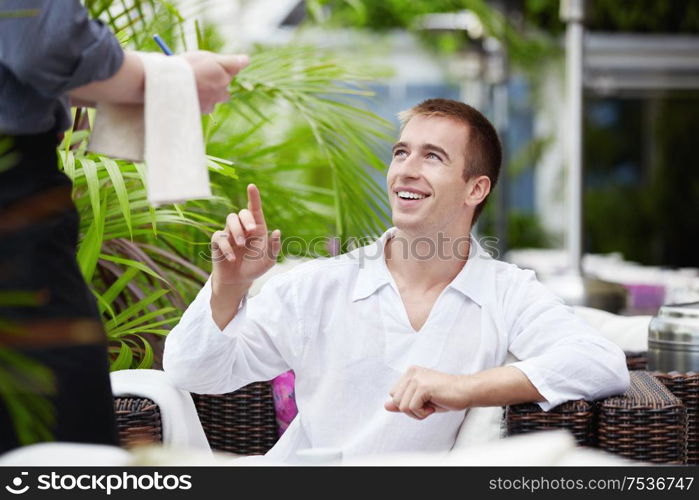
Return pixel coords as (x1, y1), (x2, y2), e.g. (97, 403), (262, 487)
(134, 335), (154, 369)
(107, 289), (170, 330)
(98, 266), (140, 314)
(59, 150), (76, 181)
(101, 157), (133, 238)
(78, 157), (102, 221)
(0, 291), (43, 308)
(91, 289), (117, 321)
(109, 309), (177, 337)
(128, 329), (171, 336)
(110, 341), (133, 371)
(0, 347), (55, 445)
(99, 254), (166, 282)
(133, 162), (147, 186)
(77, 196), (106, 282)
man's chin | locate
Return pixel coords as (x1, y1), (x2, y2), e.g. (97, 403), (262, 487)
(391, 215), (427, 234)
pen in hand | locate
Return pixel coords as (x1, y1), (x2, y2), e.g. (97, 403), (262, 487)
(151, 33), (249, 114)
(152, 34), (173, 55)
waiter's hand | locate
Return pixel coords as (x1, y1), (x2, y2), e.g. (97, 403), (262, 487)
(181, 51), (249, 114)
(68, 50), (248, 111)
(385, 366), (467, 420)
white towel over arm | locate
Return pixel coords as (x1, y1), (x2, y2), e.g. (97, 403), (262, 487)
(89, 52), (210, 206)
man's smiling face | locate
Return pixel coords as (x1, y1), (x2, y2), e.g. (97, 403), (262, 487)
(387, 114), (473, 236)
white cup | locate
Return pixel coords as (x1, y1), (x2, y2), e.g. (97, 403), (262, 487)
(295, 447), (343, 465)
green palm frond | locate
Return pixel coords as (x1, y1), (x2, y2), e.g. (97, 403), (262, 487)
(219, 46), (394, 245)
(0, 293), (55, 446)
(0, 135), (19, 173)
(83, 0), (186, 50)
(58, 3), (394, 372)
(0, 348), (55, 445)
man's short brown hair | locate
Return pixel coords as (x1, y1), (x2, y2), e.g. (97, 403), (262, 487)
(398, 98), (502, 223)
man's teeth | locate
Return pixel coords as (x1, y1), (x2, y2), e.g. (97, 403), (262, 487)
(397, 191), (427, 200)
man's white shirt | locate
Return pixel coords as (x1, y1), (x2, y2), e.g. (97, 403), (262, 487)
(163, 227), (629, 462)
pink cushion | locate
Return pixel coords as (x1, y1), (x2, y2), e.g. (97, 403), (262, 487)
(271, 370), (298, 436)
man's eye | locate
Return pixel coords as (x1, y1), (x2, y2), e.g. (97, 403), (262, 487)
(426, 152), (441, 161)
(393, 149), (408, 158)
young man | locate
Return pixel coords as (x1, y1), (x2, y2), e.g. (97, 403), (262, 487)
(163, 98), (629, 461)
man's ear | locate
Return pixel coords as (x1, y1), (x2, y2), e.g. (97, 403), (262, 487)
(464, 175), (491, 209)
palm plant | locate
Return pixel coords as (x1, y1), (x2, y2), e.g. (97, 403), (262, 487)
(64, 0), (394, 370)
(0, 293), (55, 445)
(0, 347), (54, 445)
(0, 135), (19, 173)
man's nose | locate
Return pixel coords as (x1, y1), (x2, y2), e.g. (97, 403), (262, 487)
(399, 154), (422, 178)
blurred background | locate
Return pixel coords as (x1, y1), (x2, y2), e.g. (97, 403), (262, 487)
(176, 0), (699, 314)
(2, 0), (698, 452)
(7, 0), (698, 378)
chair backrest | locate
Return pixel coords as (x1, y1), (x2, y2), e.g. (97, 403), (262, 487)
(191, 381), (278, 455)
(114, 381), (278, 455)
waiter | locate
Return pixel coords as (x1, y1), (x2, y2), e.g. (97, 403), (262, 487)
(0, 0), (248, 452)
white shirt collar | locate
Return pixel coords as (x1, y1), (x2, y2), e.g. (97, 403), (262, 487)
(351, 227), (495, 306)
(350, 227), (396, 302)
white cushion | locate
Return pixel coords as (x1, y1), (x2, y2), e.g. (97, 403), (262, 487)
(573, 306), (650, 352)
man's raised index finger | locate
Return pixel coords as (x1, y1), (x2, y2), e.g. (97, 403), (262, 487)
(247, 184), (266, 226)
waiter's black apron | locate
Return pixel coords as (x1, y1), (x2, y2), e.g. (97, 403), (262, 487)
(0, 132), (119, 452)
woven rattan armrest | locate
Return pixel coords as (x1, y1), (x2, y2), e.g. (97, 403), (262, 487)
(506, 371), (688, 464)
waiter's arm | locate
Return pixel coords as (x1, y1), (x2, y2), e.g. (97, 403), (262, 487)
(67, 51), (144, 105)
(68, 50), (249, 113)
(0, 1), (247, 112)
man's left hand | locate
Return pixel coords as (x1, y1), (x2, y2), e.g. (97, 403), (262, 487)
(385, 366), (468, 420)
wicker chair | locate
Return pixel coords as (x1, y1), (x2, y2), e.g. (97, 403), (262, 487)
(507, 370), (692, 465)
(651, 371), (699, 464)
(613, 351), (696, 463)
(114, 380), (279, 455)
(113, 353), (697, 463)
(618, 352), (697, 464)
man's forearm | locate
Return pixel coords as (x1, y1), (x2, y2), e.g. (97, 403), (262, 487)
(210, 277), (251, 331)
(386, 364), (547, 418)
(456, 366), (546, 408)
(67, 50), (145, 104)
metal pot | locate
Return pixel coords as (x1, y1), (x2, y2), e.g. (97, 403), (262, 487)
(648, 302), (699, 372)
